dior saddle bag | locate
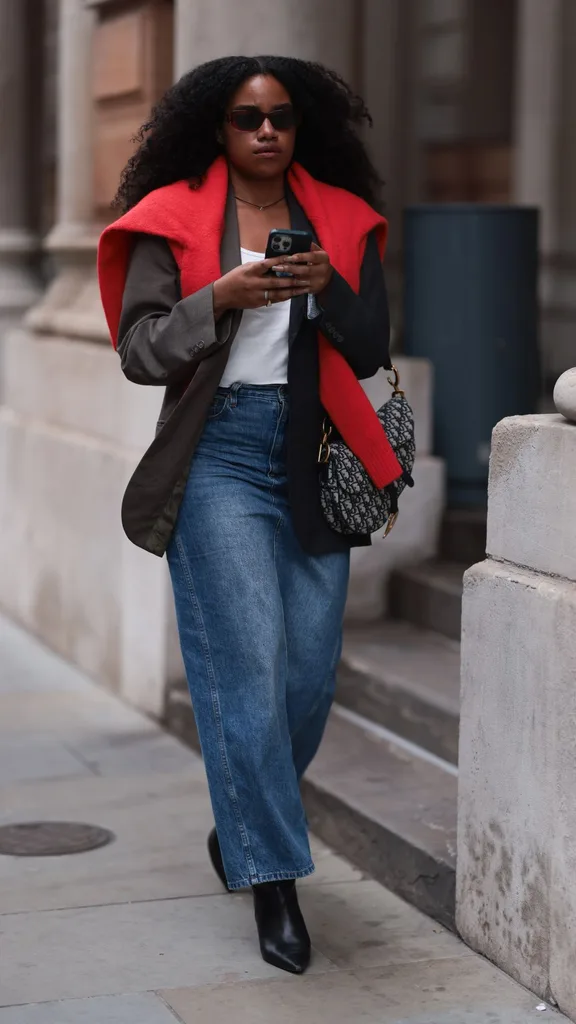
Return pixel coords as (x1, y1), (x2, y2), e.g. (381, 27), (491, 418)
(318, 366), (416, 537)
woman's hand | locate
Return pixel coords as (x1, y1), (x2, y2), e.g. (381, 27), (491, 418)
(213, 258), (312, 318)
(273, 243), (334, 299)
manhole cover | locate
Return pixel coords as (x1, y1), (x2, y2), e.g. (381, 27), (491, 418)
(0, 822), (115, 857)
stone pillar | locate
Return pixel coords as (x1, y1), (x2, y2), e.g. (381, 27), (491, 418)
(26, 0), (104, 341)
(362, 0), (405, 328)
(457, 395), (576, 1017)
(175, 0), (358, 81)
(513, 0), (576, 382)
(513, 0), (562, 251)
(48, 0), (96, 250)
(0, 0), (40, 328)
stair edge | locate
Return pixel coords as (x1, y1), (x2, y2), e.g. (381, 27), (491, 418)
(337, 658), (460, 765)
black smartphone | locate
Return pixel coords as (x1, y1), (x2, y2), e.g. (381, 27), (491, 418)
(265, 229), (313, 277)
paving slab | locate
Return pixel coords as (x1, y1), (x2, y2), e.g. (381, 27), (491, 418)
(0, 690), (156, 738)
(0, 879), (469, 1007)
(0, 993), (179, 1024)
(0, 719), (194, 780)
(304, 836), (363, 888)
(0, 614), (571, 1024)
(65, 730), (195, 777)
(162, 957), (563, 1024)
(300, 879), (464, 970)
(0, 890), (336, 1006)
(0, 772), (360, 914)
(0, 736), (93, 783)
(0, 772), (218, 913)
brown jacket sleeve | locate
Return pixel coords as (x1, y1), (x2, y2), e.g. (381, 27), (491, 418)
(117, 233), (234, 386)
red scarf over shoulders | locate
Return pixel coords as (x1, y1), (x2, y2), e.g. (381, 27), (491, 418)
(98, 156), (402, 489)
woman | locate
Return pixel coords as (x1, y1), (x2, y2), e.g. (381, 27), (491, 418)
(98, 55), (391, 976)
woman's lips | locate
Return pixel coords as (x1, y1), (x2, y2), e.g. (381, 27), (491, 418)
(254, 147), (282, 157)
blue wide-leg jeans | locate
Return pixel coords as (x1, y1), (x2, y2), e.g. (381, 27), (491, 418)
(167, 384), (350, 890)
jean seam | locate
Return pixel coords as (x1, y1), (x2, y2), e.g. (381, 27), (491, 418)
(267, 396), (285, 479)
(227, 864), (315, 891)
(289, 629), (343, 745)
(267, 393), (287, 536)
(174, 532), (258, 882)
(270, 395), (287, 711)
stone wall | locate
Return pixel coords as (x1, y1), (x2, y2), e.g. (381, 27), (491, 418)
(457, 373), (576, 1018)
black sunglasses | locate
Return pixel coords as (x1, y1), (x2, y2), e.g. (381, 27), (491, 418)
(226, 105), (298, 133)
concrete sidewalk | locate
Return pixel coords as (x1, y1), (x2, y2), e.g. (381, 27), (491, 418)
(0, 615), (567, 1023)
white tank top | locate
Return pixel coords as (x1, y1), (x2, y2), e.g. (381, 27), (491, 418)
(219, 247), (290, 387)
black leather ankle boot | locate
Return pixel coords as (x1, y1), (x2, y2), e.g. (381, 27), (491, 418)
(207, 828), (229, 891)
(253, 880), (311, 974)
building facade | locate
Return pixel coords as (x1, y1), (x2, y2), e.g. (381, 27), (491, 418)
(0, 0), (574, 711)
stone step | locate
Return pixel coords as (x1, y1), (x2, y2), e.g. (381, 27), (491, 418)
(440, 507), (487, 566)
(339, 621), (460, 765)
(389, 561), (466, 642)
(302, 705), (457, 930)
(163, 682), (457, 930)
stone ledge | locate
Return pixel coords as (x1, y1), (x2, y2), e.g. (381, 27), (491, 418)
(0, 405), (145, 463)
(0, 412), (173, 716)
(25, 265), (109, 343)
(339, 620), (460, 764)
(2, 328), (162, 452)
(487, 414), (576, 582)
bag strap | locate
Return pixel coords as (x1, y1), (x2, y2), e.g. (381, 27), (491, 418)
(318, 364), (406, 476)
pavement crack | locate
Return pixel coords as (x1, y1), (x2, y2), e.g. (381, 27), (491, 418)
(61, 741), (102, 777)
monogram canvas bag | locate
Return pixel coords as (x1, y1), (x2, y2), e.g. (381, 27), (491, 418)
(318, 367), (416, 536)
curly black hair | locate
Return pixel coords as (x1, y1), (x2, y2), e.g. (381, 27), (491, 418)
(114, 56), (383, 212)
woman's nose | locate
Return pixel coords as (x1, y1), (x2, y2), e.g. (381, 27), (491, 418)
(258, 118), (277, 139)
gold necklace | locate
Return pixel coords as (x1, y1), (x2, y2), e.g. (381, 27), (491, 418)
(234, 194), (285, 212)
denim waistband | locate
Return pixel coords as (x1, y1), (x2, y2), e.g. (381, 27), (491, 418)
(215, 383), (289, 403)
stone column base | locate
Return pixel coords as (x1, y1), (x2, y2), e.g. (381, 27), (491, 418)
(458, 558), (576, 1014)
(457, 411), (576, 1019)
(0, 230), (41, 327)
